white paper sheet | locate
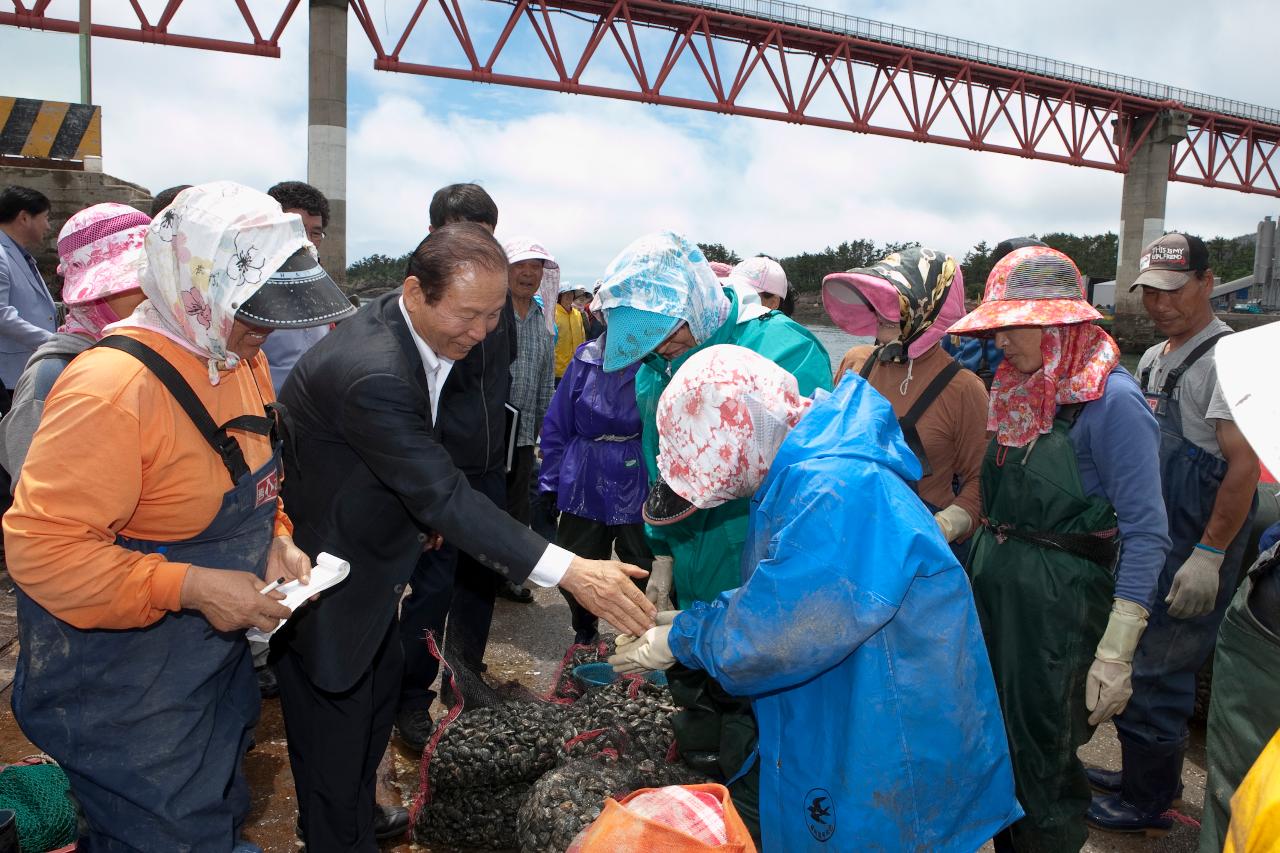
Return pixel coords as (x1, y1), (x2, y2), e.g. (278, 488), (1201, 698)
(246, 552), (351, 641)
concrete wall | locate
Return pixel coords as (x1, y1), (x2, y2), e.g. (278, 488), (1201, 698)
(0, 164), (152, 297)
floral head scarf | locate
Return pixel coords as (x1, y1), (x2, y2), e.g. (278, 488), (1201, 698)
(596, 231), (732, 344)
(656, 344), (812, 510)
(55, 203), (150, 340)
(109, 181), (310, 384)
(822, 247), (965, 363)
(989, 322), (1120, 447)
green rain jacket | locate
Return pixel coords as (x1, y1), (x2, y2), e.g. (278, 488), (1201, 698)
(637, 288), (832, 606)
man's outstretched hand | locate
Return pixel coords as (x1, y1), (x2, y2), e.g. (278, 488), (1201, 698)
(559, 557), (655, 637)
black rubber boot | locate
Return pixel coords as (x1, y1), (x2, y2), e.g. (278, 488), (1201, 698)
(1086, 738), (1183, 836)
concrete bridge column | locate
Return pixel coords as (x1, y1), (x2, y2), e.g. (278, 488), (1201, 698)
(1112, 110), (1189, 351)
(308, 0), (347, 285)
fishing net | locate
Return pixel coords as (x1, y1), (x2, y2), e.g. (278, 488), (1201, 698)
(517, 754), (709, 852)
(411, 634), (694, 851)
(0, 758), (77, 853)
(414, 780), (532, 850)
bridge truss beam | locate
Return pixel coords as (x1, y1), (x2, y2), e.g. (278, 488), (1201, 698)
(349, 0), (1280, 198)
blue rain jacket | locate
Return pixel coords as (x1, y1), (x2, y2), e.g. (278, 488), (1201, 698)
(668, 376), (1022, 852)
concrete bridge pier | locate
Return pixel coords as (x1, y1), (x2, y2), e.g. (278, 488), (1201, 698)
(1112, 109), (1190, 352)
(308, 0), (347, 285)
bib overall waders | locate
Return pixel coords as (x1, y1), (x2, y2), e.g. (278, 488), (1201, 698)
(1199, 547), (1280, 851)
(12, 337), (281, 851)
(968, 407), (1117, 853)
(1102, 335), (1257, 819)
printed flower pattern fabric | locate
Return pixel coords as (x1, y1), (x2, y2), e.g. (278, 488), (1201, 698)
(108, 181), (310, 384)
(824, 247), (966, 362)
(54, 202), (151, 340)
(988, 322), (1120, 447)
(596, 231), (731, 344)
(948, 246), (1101, 336)
(656, 344), (811, 510)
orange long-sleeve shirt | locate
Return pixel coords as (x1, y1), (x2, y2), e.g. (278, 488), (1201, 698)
(3, 327), (292, 630)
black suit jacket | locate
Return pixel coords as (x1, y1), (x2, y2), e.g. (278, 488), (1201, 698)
(277, 292), (546, 693)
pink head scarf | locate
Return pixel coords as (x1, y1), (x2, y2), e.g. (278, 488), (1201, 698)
(822, 247), (966, 361)
(656, 345), (812, 510)
(988, 323), (1120, 447)
(56, 203), (150, 340)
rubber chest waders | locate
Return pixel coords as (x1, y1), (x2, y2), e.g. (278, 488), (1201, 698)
(968, 406), (1116, 853)
(13, 337), (283, 852)
(1110, 332), (1257, 814)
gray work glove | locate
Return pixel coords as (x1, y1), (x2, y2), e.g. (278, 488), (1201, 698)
(645, 555), (675, 612)
(1165, 545), (1225, 619)
(1086, 599), (1149, 726)
(609, 611), (679, 675)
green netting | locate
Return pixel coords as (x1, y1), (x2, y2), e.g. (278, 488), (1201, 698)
(0, 763), (76, 852)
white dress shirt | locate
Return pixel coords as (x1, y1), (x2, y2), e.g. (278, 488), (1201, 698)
(398, 297), (571, 586)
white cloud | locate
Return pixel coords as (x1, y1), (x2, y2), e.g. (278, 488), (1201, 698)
(2, 0), (1276, 281)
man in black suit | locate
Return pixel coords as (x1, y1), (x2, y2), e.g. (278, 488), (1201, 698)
(395, 183), (516, 752)
(273, 223), (654, 852)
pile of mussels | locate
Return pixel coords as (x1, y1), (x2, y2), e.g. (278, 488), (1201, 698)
(413, 645), (706, 851)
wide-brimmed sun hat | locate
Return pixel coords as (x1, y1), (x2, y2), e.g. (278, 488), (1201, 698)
(948, 246), (1100, 337)
(237, 247), (355, 329)
(57, 203), (151, 305)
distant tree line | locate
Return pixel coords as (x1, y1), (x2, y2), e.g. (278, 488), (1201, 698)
(345, 232), (1257, 299)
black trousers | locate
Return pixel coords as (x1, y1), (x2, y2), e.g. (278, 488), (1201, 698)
(505, 445), (535, 526)
(555, 511), (654, 634)
(398, 469), (505, 711)
(275, 620), (402, 853)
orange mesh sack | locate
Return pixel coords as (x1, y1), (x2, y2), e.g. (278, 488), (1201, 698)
(567, 783), (756, 853)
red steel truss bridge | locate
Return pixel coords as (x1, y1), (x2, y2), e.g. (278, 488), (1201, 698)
(5, 0), (1280, 198)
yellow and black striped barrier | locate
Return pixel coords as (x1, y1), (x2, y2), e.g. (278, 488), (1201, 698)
(0, 97), (101, 163)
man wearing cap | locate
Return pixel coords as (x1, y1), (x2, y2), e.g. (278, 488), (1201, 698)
(505, 236), (558, 529)
(3, 182), (342, 851)
(1087, 233), (1260, 834)
(273, 223), (655, 851)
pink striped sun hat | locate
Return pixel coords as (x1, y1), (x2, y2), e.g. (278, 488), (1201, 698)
(56, 203), (150, 305)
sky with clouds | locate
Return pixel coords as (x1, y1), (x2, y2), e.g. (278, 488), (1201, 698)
(3, 0), (1278, 284)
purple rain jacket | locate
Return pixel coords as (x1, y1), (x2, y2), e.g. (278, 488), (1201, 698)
(538, 336), (648, 526)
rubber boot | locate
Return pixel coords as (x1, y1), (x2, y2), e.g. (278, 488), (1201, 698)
(1086, 739), (1181, 836)
(1086, 764), (1183, 806)
(0, 810), (16, 853)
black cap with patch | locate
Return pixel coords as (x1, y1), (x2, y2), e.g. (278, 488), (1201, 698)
(237, 248), (357, 329)
(1128, 233), (1210, 292)
(642, 479), (698, 527)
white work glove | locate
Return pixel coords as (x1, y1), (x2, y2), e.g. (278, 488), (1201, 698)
(645, 555), (675, 612)
(609, 611), (679, 674)
(1086, 599), (1149, 726)
(1165, 545), (1225, 619)
(934, 504), (973, 543)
